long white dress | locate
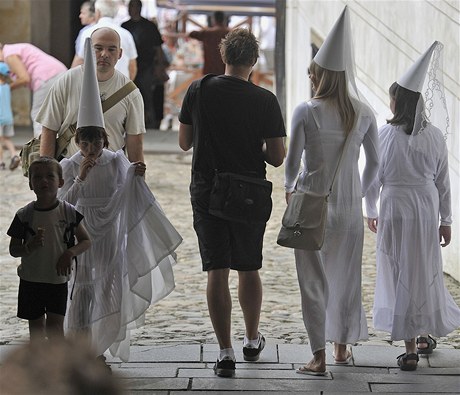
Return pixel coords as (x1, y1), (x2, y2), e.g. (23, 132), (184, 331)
(366, 123), (460, 340)
(285, 99), (379, 351)
(58, 149), (182, 361)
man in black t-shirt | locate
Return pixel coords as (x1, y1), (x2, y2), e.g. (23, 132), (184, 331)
(179, 28), (286, 378)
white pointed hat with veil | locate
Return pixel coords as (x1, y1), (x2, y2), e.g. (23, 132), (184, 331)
(77, 37), (105, 130)
(396, 41), (449, 152)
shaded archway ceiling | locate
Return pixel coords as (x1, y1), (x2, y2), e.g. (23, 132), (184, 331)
(157, 0), (276, 16)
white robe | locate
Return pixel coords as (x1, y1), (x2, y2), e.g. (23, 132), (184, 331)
(58, 149), (182, 361)
(285, 99), (379, 350)
(366, 123), (460, 340)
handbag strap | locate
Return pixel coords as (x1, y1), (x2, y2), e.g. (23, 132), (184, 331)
(101, 81), (137, 112)
(196, 74), (220, 172)
(307, 102), (353, 197)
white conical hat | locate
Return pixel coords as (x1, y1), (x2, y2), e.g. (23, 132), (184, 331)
(313, 6), (350, 72)
(77, 37), (105, 129)
(397, 41), (438, 93)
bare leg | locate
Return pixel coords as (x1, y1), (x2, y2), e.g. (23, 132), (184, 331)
(304, 349), (326, 373)
(405, 339), (417, 355)
(334, 342), (349, 361)
(45, 312), (65, 341)
(207, 268), (232, 350)
(29, 316), (46, 342)
(238, 270), (262, 340)
(2, 137), (17, 157)
(0, 137), (4, 165)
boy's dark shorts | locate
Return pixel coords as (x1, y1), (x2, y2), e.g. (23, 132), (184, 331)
(192, 199), (266, 272)
(17, 279), (68, 320)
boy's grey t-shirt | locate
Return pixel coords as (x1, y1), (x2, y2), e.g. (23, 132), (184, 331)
(7, 201), (83, 284)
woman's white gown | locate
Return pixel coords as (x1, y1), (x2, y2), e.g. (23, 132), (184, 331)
(285, 99), (379, 347)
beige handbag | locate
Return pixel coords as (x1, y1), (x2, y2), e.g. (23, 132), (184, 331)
(20, 81), (136, 177)
(277, 105), (351, 250)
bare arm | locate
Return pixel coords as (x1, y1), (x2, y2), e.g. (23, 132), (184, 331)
(129, 59), (137, 81)
(56, 222), (91, 276)
(263, 137), (285, 167)
(70, 55), (84, 68)
(179, 122), (193, 151)
(6, 55), (31, 90)
(126, 133), (144, 162)
(40, 126), (58, 157)
(9, 233), (45, 257)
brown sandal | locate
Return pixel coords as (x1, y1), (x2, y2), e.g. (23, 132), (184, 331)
(9, 155), (20, 170)
(417, 335), (437, 355)
(397, 353), (419, 371)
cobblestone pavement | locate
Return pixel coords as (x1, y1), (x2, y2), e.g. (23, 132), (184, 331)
(1, 153), (459, 348)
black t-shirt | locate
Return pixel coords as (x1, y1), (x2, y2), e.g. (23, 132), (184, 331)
(122, 17), (163, 70)
(179, 75), (286, 184)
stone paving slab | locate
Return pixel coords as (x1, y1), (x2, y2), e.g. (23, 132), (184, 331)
(370, 382), (460, 393)
(123, 377), (190, 391)
(170, 392), (307, 395)
(115, 366), (180, 378)
(190, 377), (371, 392)
(351, 344), (432, 368)
(427, 348), (460, 368)
(177, 367), (331, 379)
(118, 362), (205, 369)
(203, 343), (278, 363)
(106, 344), (201, 363)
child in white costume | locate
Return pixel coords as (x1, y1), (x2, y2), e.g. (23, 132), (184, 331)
(366, 41), (460, 371)
(58, 38), (182, 362)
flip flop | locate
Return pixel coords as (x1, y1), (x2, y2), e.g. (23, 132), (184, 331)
(334, 352), (352, 365)
(296, 365), (328, 376)
(416, 335), (437, 355)
(332, 350), (352, 365)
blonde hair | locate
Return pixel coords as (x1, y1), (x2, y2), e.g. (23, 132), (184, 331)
(309, 60), (355, 134)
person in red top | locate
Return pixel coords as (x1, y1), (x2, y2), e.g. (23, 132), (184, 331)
(189, 11), (231, 75)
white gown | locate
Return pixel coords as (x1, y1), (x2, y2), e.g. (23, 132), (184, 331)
(58, 149), (182, 361)
(366, 123), (460, 340)
(285, 99), (379, 348)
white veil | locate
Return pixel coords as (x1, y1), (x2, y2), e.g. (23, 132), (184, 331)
(397, 41), (449, 152)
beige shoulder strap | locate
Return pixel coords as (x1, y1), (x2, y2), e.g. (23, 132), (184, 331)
(66, 81), (137, 131)
(101, 81), (137, 113)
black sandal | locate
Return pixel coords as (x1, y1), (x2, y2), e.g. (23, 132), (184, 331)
(397, 353), (419, 371)
(416, 335), (437, 355)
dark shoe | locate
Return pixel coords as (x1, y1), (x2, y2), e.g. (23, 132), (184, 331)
(213, 357), (235, 377)
(416, 335), (437, 355)
(0, 162), (5, 170)
(243, 333), (265, 362)
(397, 352), (419, 371)
(9, 155), (20, 170)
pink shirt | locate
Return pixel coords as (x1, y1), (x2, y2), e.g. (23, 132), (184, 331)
(2, 43), (67, 91)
